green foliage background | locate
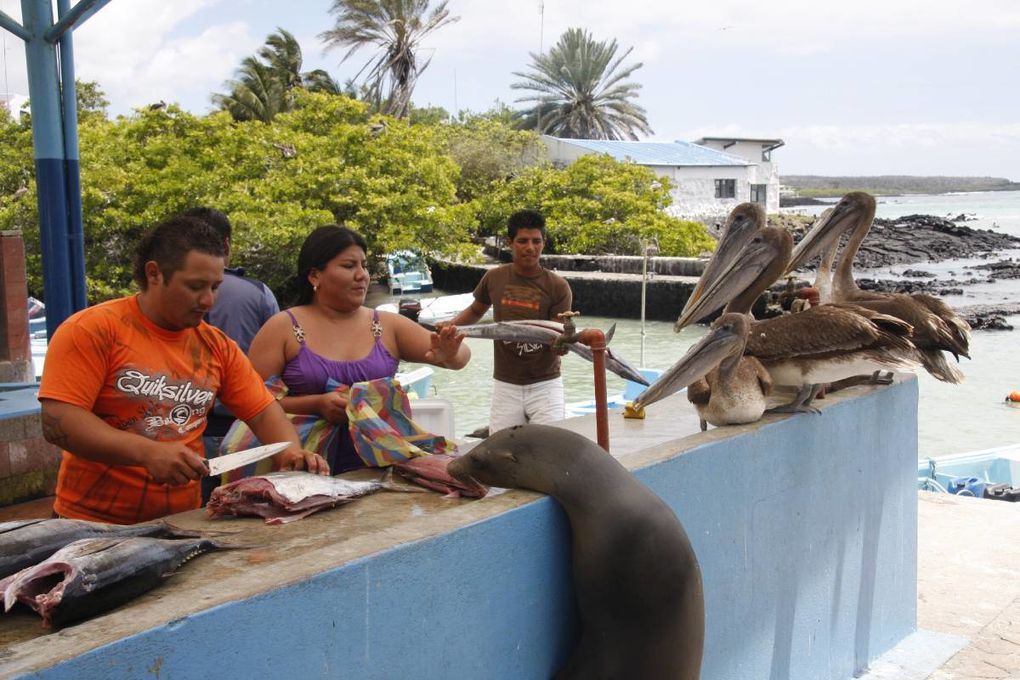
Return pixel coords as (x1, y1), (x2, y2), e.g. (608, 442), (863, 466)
(0, 86), (712, 303)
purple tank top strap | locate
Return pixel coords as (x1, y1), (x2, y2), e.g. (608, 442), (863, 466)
(371, 309), (382, 338)
(285, 309), (306, 344)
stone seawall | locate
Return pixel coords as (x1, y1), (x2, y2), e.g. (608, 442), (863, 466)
(431, 259), (701, 321)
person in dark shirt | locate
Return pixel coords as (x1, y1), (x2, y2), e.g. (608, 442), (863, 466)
(184, 208), (280, 501)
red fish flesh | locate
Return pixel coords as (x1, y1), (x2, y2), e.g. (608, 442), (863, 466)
(393, 454), (488, 498)
(207, 471), (390, 524)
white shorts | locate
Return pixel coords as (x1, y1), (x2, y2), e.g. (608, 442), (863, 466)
(489, 377), (565, 434)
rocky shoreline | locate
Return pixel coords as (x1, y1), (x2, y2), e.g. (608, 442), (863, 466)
(787, 213), (1020, 331)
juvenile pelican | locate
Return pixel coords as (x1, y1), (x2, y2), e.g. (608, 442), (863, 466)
(786, 191), (970, 383)
(631, 313), (771, 431)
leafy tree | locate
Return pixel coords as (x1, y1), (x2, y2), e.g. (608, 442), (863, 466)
(439, 112), (546, 202)
(512, 27), (653, 140)
(213, 28), (342, 122)
(319, 0), (459, 119)
(478, 154), (713, 257)
(75, 80), (109, 118)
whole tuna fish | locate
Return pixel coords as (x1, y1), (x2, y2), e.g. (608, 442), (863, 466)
(392, 454), (489, 498)
(0, 518), (204, 580)
(1, 536), (235, 628)
(207, 471), (397, 524)
(448, 321), (649, 386)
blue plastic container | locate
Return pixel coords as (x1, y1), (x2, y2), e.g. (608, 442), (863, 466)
(947, 476), (987, 498)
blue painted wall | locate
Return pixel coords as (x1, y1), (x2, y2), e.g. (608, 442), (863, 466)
(20, 380), (918, 680)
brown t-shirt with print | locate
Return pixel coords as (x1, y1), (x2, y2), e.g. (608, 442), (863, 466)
(473, 265), (573, 385)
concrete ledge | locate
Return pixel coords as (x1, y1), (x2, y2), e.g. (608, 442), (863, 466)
(0, 379), (919, 679)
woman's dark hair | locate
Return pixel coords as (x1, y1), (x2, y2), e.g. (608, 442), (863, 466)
(133, 215), (225, 290)
(294, 225), (369, 305)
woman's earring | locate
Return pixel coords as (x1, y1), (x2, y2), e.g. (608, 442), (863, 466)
(313, 284), (319, 292)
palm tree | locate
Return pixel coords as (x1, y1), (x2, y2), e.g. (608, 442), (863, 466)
(319, 0), (459, 119)
(212, 56), (287, 123)
(213, 28), (343, 122)
(512, 27), (653, 140)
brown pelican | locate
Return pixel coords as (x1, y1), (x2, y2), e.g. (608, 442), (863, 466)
(629, 313), (771, 430)
(785, 191), (970, 383)
(674, 224), (921, 413)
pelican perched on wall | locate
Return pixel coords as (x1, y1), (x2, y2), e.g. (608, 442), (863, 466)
(628, 312), (771, 430)
(673, 221), (921, 413)
(785, 191), (970, 383)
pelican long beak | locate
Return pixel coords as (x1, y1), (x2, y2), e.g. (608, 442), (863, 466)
(784, 200), (862, 275)
(683, 211), (760, 319)
(674, 236), (780, 331)
(632, 323), (745, 409)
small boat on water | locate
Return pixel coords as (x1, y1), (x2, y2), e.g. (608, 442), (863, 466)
(565, 368), (666, 418)
(918, 444), (1020, 502)
(385, 250), (433, 296)
(377, 292), (491, 326)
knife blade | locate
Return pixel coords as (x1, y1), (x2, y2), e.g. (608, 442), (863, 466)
(207, 441), (291, 476)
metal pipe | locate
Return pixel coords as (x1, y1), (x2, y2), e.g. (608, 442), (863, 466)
(44, 0), (111, 43)
(0, 9), (31, 40)
(640, 248), (648, 366)
(555, 311), (610, 453)
(21, 0), (74, 338)
(57, 0), (86, 310)
(574, 328), (609, 452)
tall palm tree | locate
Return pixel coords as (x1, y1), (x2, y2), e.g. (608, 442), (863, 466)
(212, 56), (287, 123)
(319, 0), (459, 119)
(213, 28), (343, 122)
(512, 27), (653, 140)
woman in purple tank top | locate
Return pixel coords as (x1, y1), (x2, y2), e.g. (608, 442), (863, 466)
(248, 226), (470, 473)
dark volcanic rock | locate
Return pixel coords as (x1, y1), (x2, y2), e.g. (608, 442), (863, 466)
(956, 303), (1020, 331)
(791, 214), (1020, 270)
(967, 259), (1020, 280)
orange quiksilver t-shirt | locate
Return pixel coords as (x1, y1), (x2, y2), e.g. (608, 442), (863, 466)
(39, 295), (274, 524)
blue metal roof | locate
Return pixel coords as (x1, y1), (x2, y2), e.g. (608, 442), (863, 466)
(554, 138), (749, 167)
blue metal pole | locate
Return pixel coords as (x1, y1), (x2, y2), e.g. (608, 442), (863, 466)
(57, 0), (87, 310)
(0, 9), (30, 40)
(21, 0), (73, 338)
(44, 0), (111, 42)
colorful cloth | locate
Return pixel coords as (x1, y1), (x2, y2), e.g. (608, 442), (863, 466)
(218, 376), (343, 483)
(346, 377), (455, 467)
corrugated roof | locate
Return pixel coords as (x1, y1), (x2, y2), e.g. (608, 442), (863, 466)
(551, 138), (749, 167)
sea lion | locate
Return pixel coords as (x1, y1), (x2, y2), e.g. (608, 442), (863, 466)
(448, 424), (704, 680)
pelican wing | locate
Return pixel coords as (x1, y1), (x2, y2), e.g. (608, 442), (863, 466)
(744, 305), (914, 362)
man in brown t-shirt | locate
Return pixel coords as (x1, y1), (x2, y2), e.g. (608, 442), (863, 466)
(448, 210), (573, 434)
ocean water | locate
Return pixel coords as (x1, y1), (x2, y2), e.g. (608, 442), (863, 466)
(400, 191), (1020, 457)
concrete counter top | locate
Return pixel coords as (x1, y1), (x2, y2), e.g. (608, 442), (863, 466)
(0, 379), (911, 679)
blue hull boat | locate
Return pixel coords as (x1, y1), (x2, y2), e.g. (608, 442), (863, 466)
(918, 444), (1020, 502)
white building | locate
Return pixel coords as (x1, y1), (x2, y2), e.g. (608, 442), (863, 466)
(0, 93), (29, 122)
(541, 135), (784, 217)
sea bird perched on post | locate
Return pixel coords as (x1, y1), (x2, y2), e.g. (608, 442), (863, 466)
(785, 191), (971, 383)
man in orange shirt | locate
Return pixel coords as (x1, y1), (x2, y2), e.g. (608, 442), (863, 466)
(38, 216), (328, 524)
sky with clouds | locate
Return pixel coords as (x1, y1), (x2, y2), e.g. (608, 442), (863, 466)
(2, 0), (1018, 179)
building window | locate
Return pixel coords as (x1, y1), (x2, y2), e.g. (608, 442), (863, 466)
(715, 179), (736, 199)
(750, 184), (767, 204)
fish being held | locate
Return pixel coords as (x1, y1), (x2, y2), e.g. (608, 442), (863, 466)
(0, 518), (204, 580)
(207, 471), (397, 524)
(1, 536), (236, 628)
(447, 320), (648, 386)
